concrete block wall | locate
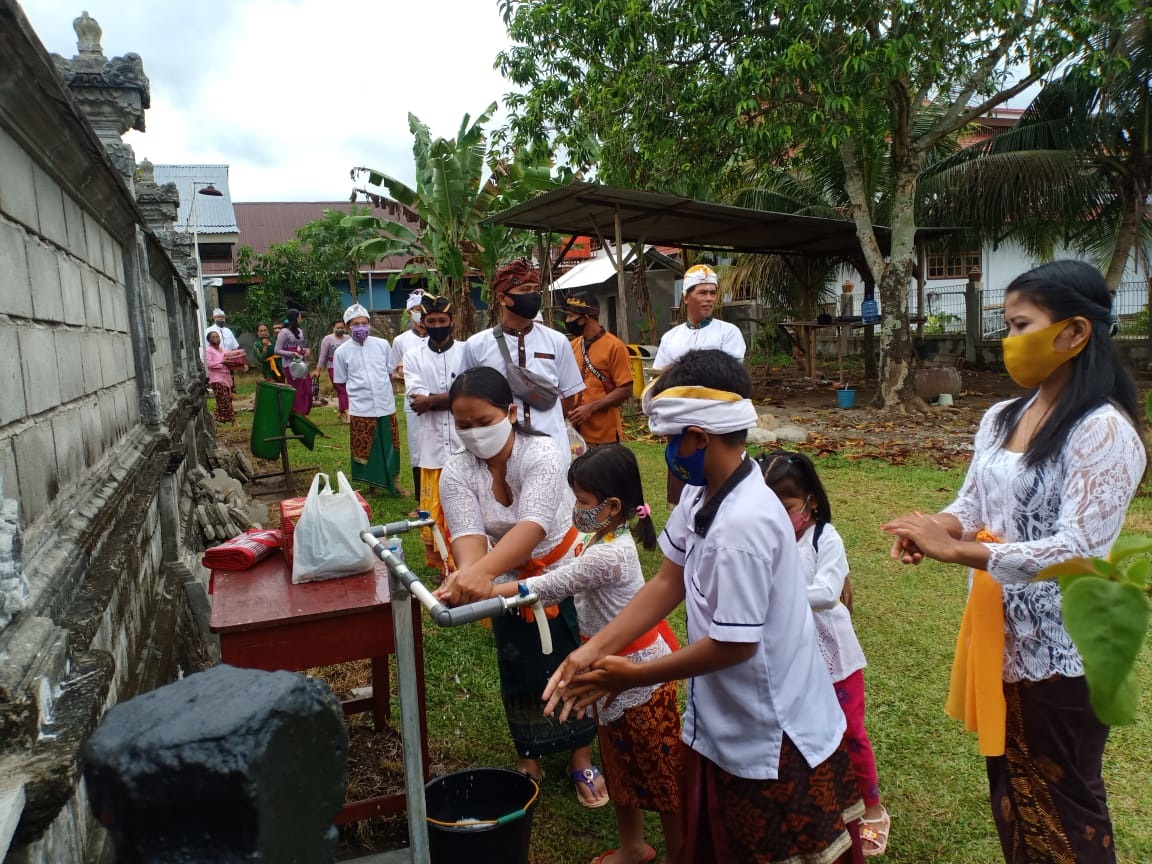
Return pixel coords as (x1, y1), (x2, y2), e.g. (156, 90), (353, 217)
(1, 5), (216, 859)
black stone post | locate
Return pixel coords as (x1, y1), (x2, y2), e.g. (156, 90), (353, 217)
(83, 665), (348, 863)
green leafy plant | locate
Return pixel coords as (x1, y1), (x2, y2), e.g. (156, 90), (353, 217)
(924, 311), (961, 334)
(1035, 534), (1152, 726)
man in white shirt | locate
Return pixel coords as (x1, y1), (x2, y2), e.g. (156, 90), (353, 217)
(333, 304), (403, 495)
(205, 308), (240, 351)
(653, 264), (746, 504)
(391, 290), (429, 502)
(461, 259), (585, 464)
(652, 265), (746, 371)
(404, 294), (466, 573)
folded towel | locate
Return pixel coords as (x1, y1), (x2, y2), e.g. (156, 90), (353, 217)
(202, 528), (282, 572)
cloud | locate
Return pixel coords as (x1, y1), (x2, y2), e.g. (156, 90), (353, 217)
(20, 0), (515, 201)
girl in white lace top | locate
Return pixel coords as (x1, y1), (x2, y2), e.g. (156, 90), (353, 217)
(491, 444), (682, 864)
(885, 261), (1145, 864)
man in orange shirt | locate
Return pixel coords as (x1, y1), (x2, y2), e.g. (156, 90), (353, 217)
(563, 292), (634, 445)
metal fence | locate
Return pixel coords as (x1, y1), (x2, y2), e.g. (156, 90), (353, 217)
(918, 278), (1149, 340)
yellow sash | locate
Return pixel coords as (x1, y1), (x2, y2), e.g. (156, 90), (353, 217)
(944, 529), (1006, 756)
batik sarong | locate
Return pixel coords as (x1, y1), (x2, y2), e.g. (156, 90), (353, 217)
(348, 414), (401, 494)
(597, 680), (682, 812)
(679, 736), (865, 864)
(491, 597), (597, 758)
(210, 382), (235, 424)
(986, 676), (1115, 864)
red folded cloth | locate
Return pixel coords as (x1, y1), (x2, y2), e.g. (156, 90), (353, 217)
(223, 348), (248, 368)
(202, 528), (282, 571)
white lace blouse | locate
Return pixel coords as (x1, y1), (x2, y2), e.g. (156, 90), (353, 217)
(439, 433), (575, 582)
(942, 399), (1146, 682)
(523, 530), (673, 724)
(795, 522), (866, 683)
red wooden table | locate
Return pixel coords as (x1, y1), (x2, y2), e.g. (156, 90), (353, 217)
(208, 551), (428, 823)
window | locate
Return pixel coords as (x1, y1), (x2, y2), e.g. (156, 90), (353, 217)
(926, 250), (981, 280)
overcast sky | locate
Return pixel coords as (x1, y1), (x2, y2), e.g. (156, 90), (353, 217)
(22, 0), (515, 202)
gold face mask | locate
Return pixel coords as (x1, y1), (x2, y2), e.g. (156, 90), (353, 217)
(1001, 318), (1087, 388)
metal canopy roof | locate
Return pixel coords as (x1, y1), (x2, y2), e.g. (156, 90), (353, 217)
(487, 181), (951, 261)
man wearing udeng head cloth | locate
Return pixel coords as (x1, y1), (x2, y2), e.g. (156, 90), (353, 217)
(653, 264), (746, 505)
(460, 260), (585, 464)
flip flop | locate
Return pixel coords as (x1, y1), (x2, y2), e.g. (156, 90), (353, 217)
(570, 766), (610, 809)
(589, 844), (656, 864)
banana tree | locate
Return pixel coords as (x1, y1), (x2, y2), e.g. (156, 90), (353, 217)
(348, 106), (557, 337)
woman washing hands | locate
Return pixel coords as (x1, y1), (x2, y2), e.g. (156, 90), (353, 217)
(433, 367), (609, 808)
(884, 261), (1145, 864)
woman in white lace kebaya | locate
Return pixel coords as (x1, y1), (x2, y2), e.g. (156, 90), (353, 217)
(885, 261), (1145, 864)
(433, 367), (607, 807)
(491, 444), (682, 864)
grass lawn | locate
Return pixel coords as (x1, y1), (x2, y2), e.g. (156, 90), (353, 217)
(217, 374), (1152, 864)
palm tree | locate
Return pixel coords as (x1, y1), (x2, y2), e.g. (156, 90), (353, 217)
(348, 106), (556, 336)
(919, 7), (1152, 292)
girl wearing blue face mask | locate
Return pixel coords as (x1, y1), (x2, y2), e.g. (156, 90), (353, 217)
(488, 444), (682, 864)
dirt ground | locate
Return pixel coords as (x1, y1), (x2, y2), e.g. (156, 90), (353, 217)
(745, 363), (1024, 469)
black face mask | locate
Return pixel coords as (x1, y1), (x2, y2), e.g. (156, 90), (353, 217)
(425, 324), (453, 344)
(505, 292), (542, 320)
(563, 317), (586, 337)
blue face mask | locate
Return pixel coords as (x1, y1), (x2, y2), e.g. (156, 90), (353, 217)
(664, 433), (707, 486)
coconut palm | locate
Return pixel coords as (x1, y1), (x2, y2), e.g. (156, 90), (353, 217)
(919, 7), (1152, 291)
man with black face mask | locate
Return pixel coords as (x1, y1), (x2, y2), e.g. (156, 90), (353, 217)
(461, 260), (585, 465)
(403, 294), (466, 574)
(562, 292), (633, 445)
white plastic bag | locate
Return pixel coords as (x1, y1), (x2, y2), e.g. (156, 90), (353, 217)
(291, 472), (375, 583)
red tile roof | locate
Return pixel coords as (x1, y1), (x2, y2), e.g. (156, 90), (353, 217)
(206, 200), (422, 276)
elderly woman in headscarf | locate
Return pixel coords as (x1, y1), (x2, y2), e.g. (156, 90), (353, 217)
(275, 308), (312, 415)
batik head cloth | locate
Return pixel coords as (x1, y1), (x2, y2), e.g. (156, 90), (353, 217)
(643, 383), (758, 436)
(682, 264), (719, 296)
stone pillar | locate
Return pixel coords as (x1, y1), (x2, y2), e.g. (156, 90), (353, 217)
(965, 266), (983, 367)
(51, 11), (151, 191)
(84, 665), (349, 864)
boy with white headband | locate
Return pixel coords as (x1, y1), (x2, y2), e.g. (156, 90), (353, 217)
(544, 348), (864, 864)
(653, 265), (746, 506)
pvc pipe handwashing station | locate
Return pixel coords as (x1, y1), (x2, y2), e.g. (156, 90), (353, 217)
(358, 516), (552, 864)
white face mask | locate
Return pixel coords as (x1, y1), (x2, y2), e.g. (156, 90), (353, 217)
(456, 417), (512, 460)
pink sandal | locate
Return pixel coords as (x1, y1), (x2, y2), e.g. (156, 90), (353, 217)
(859, 806), (891, 857)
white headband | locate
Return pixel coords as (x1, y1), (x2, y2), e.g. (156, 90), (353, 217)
(343, 303), (370, 324)
(212, 308), (226, 317)
(682, 265), (718, 297)
(405, 291), (425, 311)
(643, 384), (758, 436)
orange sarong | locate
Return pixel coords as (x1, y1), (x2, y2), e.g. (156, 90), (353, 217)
(517, 526), (579, 623)
(945, 529), (1006, 756)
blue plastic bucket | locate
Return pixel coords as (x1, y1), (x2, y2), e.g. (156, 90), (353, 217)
(836, 388), (856, 409)
(425, 768), (540, 864)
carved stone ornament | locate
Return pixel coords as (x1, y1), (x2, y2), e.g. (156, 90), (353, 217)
(74, 10), (102, 55)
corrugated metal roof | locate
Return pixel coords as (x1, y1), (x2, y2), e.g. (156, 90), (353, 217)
(153, 164), (238, 234)
(229, 201), (421, 273)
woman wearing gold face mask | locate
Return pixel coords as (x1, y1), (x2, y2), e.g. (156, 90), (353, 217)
(883, 260), (1145, 864)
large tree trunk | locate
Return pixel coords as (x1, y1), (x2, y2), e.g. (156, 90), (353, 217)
(876, 172), (929, 411)
(347, 267), (360, 304)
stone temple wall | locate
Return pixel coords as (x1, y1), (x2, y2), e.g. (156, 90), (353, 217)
(0, 4), (214, 861)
